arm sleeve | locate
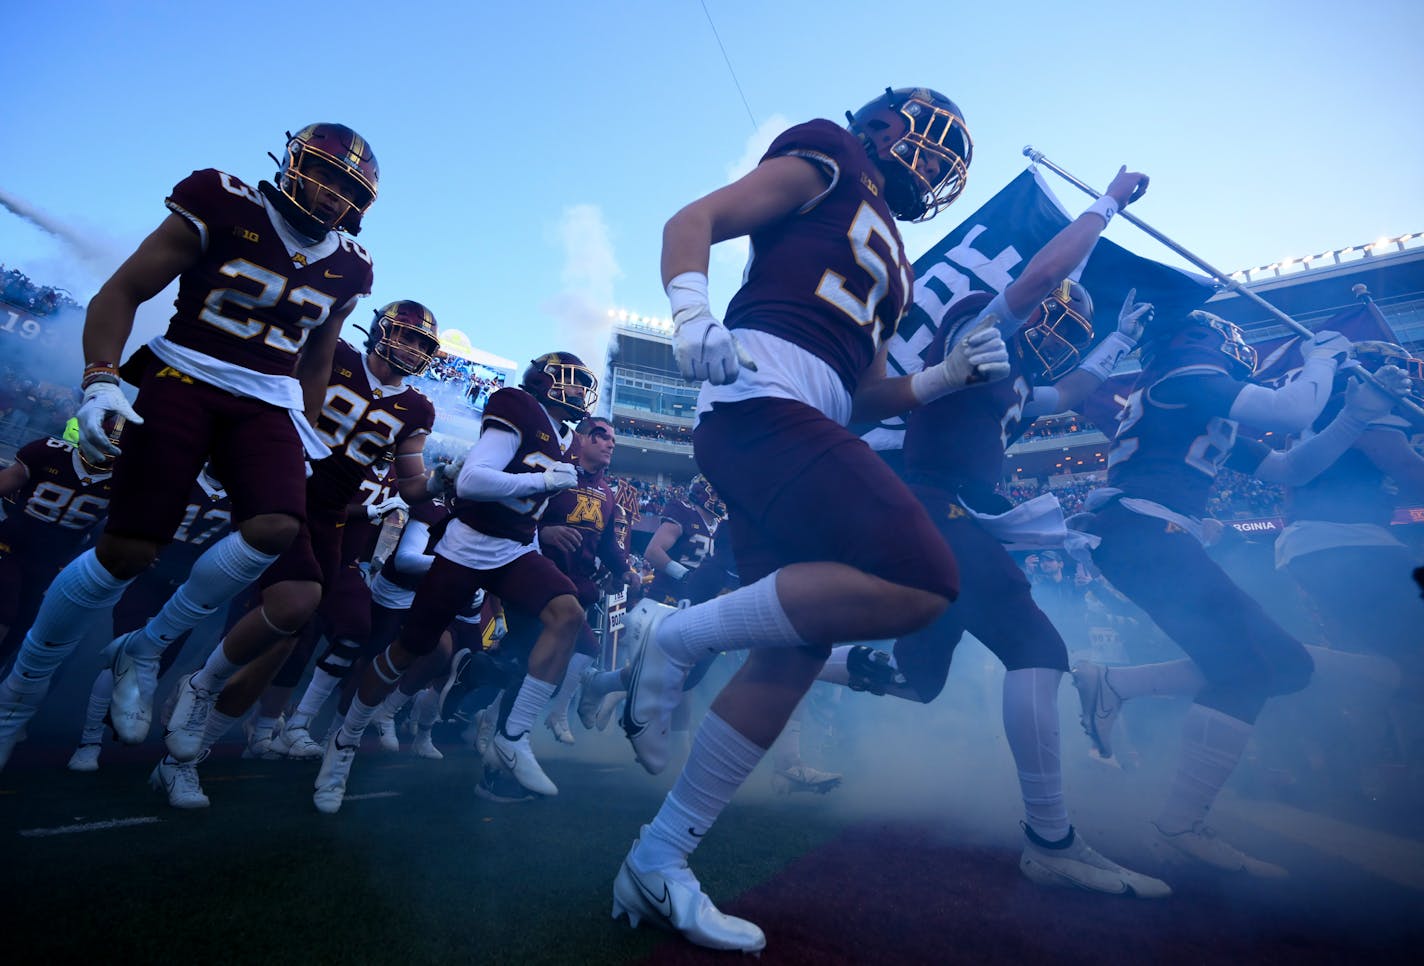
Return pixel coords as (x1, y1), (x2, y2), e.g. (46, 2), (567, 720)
(392, 520), (435, 577)
(454, 428), (549, 500)
(982, 291), (1033, 341)
(1227, 357), (1337, 432)
(1252, 409), (1369, 485)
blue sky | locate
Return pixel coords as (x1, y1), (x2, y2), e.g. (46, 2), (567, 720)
(3, 0), (1421, 377)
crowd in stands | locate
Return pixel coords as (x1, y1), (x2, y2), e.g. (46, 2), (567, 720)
(1205, 468), (1286, 519)
(615, 422), (694, 444)
(1, 265), (82, 316)
(0, 368), (80, 451)
(1016, 415), (1100, 443)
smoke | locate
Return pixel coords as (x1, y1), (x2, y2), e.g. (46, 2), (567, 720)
(540, 203), (622, 401)
(0, 186), (108, 267)
(707, 114), (792, 295)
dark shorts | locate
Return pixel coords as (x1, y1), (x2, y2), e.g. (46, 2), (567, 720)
(1089, 500), (1312, 720)
(318, 561), (373, 644)
(400, 550), (577, 658)
(693, 397), (957, 598)
(260, 507), (346, 590)
(893, 489), (1069, 702)
(105, 362), (307, 544)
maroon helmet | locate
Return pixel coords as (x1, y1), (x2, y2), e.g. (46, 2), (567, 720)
(1141, 310), (1257, 379)
(846, 87), (972, 222)
(522, 352), (598, 420)
(272, 123), (379, 236)
(365, 301), (440, 376)
(1015, 280), (1095, 381)
(688, 475), (726, 520)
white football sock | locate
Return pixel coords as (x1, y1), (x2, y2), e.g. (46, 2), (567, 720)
(659, 570), (805, 667)
(131, 533), (278, 659)
(200, 709), (240, 752)
(81, 668), (115, 746)
(503, 675), (558, 739)
(339, 696), (382, 747)
(1003, 667), (1069, 842)
(585, 667), (626, 699)
(1155, 704), (1253, 834)
(412, 687), (441, 728)
(9, 550), (131, 696)
(377, 689), (412, 721)
(1102, 659), (1205, 703)
(636, 712), (767, 868)
(189, 641), (245, 695)
(551, 652), (594, 717)
(294, 667), (342, 726)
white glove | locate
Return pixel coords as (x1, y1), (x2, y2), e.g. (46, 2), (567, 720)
(1116, 287), (1153, 343)
(425, 460), (460, 497)
(366, 494), (408, 520)
(1343, 365), (1410, 421)
(909, 317), (1010, 404)
(667, 271), (755, 386)
(540, 461), (579, 493)
(1308, 330), (1352, 363)
(77, 382), (143, 466)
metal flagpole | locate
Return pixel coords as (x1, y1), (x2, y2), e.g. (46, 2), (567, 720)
(1023, 146), (1424, 418)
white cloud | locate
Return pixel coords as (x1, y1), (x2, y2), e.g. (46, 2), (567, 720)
(539, 203), (623, 410)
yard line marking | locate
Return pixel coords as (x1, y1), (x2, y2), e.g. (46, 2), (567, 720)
(345, 792), (401, 801)
(20, 816), (161, 838)
(1225, 798), (1424, 891)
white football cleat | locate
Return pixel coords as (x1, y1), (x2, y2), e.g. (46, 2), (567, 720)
(242, 714), (282, 760)
(67, 744), (102, 772)
(472, 706), (497, 756)
(164, 672), (217, 763)
(545, 712), (575, 746)
(595, 691), (625, 732)
(313, 732), (360, 815)
(150, 754), (210, 809)
(1072, 662), (1123, 759)
(772, 763), (843, 795)
(620, 600), (688, 775)
(412, 730), (443, 760)
(271, 723), (324, 760)
(576, 667), (605, 731)
(1152, 822), (1288, 879)
(375, 713), (400, 752)
(484, 731), (557, 797)
(1019, 826), (1170, 898)
(612, 831), (766, 953)
(107, 630), (161, 744)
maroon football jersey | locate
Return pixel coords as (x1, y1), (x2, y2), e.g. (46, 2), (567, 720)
(162, 169), (375, 376)
(539, 468), (627, 582)
(156, 475), (233, 573)
(0, 438), (113, 561)
(646, 499), (719, 601)
(307, 340), (435, 512)
(453, 387), (574, 545)
(724, 120), (914, 393)
(342, 463), (397, 565)
(903, 293), (1035, 494)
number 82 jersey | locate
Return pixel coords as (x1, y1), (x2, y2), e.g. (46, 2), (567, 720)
(1106, 366), (1270, 518)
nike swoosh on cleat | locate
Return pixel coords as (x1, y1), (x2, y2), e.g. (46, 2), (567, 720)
(688, 826), (705, 838)
(632, 872), (673, 921)
(622, 651), (649, 737)
(497, 745), (517, 769)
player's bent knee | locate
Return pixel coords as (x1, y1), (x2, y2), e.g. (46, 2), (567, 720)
(240, 514), (302, 555)
(541, 594), (586, 635)
(261, 581), (321, 634)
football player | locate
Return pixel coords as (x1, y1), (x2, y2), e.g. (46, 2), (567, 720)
(0, 124), (380, 770)
(533, 416), (637, 747)
(66, 466), (231, 778)
(312, 352), (595, 813)
(643, 475), (725, 606)
(611, 88), (1015, 953)
(812, 232), (1170, 894)
(142, 302), (440, 804)
(0, 434), (115, 660)
(1070, 310), (1409, 876)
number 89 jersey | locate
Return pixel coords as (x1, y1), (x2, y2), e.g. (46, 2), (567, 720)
(453, 386), (574, 545)
(1106, 366), (1269, 518)
(724, 120), (913, 395)
(162, 168), (375, 377)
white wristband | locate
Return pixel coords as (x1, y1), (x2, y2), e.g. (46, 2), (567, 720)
(666, 272), (711, 329)
(1077, 331), (1136, 381)
(662, 560), (690, 581)
(1084, 195), (1118, 226)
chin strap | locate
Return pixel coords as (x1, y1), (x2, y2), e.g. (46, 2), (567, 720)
(258, 180), (328, 244)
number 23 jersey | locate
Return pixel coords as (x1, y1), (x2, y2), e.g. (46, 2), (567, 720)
(161, 168), (375, 377)
(724, 120), (913, 396)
